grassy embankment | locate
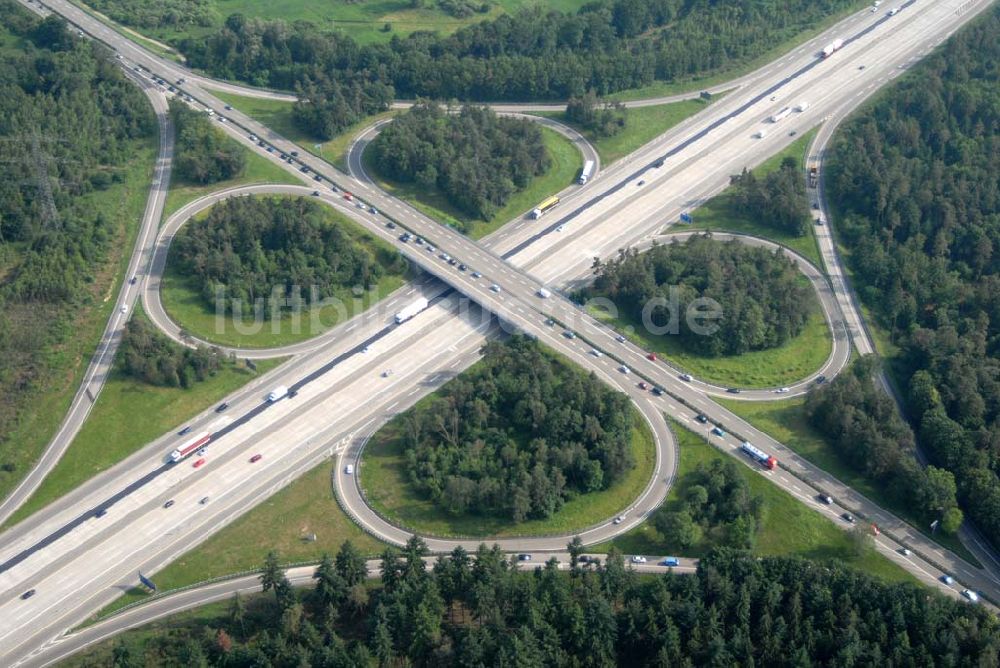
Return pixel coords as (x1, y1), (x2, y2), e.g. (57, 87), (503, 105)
(159, 197), (409, 349)
(595, 423), (919, 585)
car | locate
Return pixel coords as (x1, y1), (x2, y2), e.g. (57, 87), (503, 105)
(258, 140), (266, 147)
(458, 264), (467, 271)
(871, 5), (879, 11)
(250, 454), (263, 463)
(818, 494), (833, 505)
(471, 271), (482, 279)
(426, 245), (436, 253)
(215, 402), (229, 413)
(841, 513), (855, 523)
(95, 508), (107, 517)
(362, 346), (371, 353)
(963, 589), (980, 603)
(726, 387), (741, 394)
(775, 387), (790, 394)
(556, 225), (565, 232)
(266, 146), (274, 152)
(312, 190), (320, 196)
(490, 284), (501, 293)
(815, 375), (827, 384)
(613, 515), (625, 525)
(630, 555), (647, 564)
(356, 201), (366, 209)
(638, 382), (648, 390)
(696, 414), (708, 424)
(400, 234), (410, 242)
(345, 464), (354, 475)
(789, 130), (797, 136)
(941, 575), (955, 585)
(711, 426), (725, 437)
(645, 352), (657, 362)
(616, 334), (626, 343)
(120, 305), (128, 314)
(193, 458), (206, 468)
(178, 426), (192, 436)
(680, 373), (693, 382)
(177, 78), (186, 84)
(858, 65), (866, 70)
(812, 202), (820, 210)
(637, 180), (646, 186)
(129, 276), (137, 285)
(816, 218), (825, 226)
(899, 547), (912, 556)
(438, 252), (449, 260)
(654, 159), (665, 168)
(619, 365), (630, 374)
(344, 192), (353, 201)
(279, 154), (288, 160)
(381, 369), (392, 377)
(590, 349), (603, 357)
(448, 258), (457, 266)
(770, 95), (777, 101)
(217, 116), (226, 122)
(413, 236), (424, 245)
(563, 330), (576, 339)
(314, 175), (322, 182)
(291, 151), (299, 157)
(660, 557), (680, 567)
(652, 387), (664, 396)
(167, 85), (176, 93)
(164, 499), (175, 508)
(386, 221), (396, 229)
(196, 447), (206, 457)
(370, 206), (378, 214)
(517, 554), (532, 562)
(300, 166), (309, 173)
(249, 134), (257, 141)
(21, 590), (35, 600)
(200, 496), (210, 505)
(224, 104), (232, 110)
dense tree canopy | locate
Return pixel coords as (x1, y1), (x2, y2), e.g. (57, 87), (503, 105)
(120, 318), (224, 388)
(102, 543), (1000, 666)
(369, 102), (550, 223)
(396, 337), (635, 522)
(806, 357), (962, 532)
(178, 0), (861, 107)
(730, 157), (812, 237)
(173, 196), (404, 319)
(170, 100), (246, 185)
(826, 8), (1000, 548)
(0, 3), (155, 477)
(587, 235), (815, 356)
(566, 90), (627, 138)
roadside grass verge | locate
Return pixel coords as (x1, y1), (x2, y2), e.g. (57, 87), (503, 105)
(162, 148), (300, 220)
(0, 140), (157, 505)
(363, 125), (582, 239)
(3, 311), (285, 528)
(588, 289), (831, 389)
(683, 129), (823, 267)
(532, 98), (711, 165)
(593, 423), (918, 584)
(715, 397), (981, 567)
(209, 91), (398, 173)
(360, 404), (656, 539)
(159, 198), (409, 349)
(94, 461), (386, 618)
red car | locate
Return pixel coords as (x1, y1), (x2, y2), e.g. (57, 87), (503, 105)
(647, 352), (657, 361)
(638, 382), (648, 390)
(193, 458), (206, 468)
(250, 454), (263, 463)
(343, 192), (353, 201)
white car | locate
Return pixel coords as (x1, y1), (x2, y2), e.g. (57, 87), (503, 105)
(613, 515), (625, 525)
(963, 589), (980, 603)
(120, 305), (128, 314)
(490, 284), (501, 293)
(616, 335), (626, 343)
(630, 555), (647, 564)
(345, 464), (354, 475)
(942, 575), (955, 585)
(590, 349), (603, 358)
(619, 365), (630, 374)
(680, 373), (693, 382)
(775, 387), (790, 394)
(899, 548), (912, 556)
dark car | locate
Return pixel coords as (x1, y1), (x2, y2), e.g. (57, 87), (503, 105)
(129, 276), (137, 285)
(312, 190), (320, 196)
(178, 426), (192, 436)
(95, 508), (107, 518)
(386, 221), (396, 229)
(164, 499), (175, 509)
(21, 589), (35, 600)
(314, 175), (322, 181)
(841, 513), (855, 523)
(517, 554), (531, 562)
(215, 402), (229, 413)
(300, 166), (309, 173)
(696, 414), (709, 424)
(250, 454), (263, 463)
(726, 388), (741, 394)
(290, 150), (299, 157)
(815, 375), (827, 384)
(652, 387), (665, 396)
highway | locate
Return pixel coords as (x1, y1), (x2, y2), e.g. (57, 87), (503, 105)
(1, 0), (997, 664)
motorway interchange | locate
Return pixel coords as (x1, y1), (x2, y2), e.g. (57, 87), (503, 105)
(2, 0), (999, 664)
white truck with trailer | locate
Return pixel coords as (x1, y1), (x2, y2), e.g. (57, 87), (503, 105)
(394, 297), (429, 324)
(770, 107), (792, 123)
(268, 386), (289, 402)
(578, 160), (595, 185)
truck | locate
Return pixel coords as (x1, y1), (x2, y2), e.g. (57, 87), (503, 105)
(821, 38), (844, 58)
(578, 160), (595, 185)
(808, 166), (819, 188)
(536, 287), (551, 299)
(740, 441), (778, 470)
(795, 101), (809, 112)
(169, 432), (211, 463)
(394, 296), (429, 324)
(531, 196), (560, 219)
(770, 107), (792, 123)
(268, 386), (288, 402)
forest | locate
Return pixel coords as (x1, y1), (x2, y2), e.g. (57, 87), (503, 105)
(369, 102), (550, 223)
(826, 8), (1000, 548)
(170, 101), (246, 185)
(120, 318), (224, 388)
(806, 358), (963, 534)
(653, 457), (764, 550)
(0, 6), (155, 477)
(730, 158), (812, 237)
(394, 337), (635, 523)
(98, 541), (1000, 667)
(586, 235), (814, 356)
(173, 196), (404, 319)
(177, 0), (860, 133)
(85, 0), (217, 30)
(566, 90), (627, 138)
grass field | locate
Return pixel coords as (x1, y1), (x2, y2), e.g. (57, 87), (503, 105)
(714, 397), (981, 566)
(162, 147), (300, 220)
(209, 90), (398, 173)
(533, 98), (710, 165)
(365, 125), (582, 239)
(594, 424), (917, 584)
(3, 313), (285, 528)
(589, 286), (831, 389)
(360, 405), (656, 539)
(159, 197), (409, 349)
(683, 129), (823, 267)
(0, 140), (158, 506)
(96, 460), (386, 617)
